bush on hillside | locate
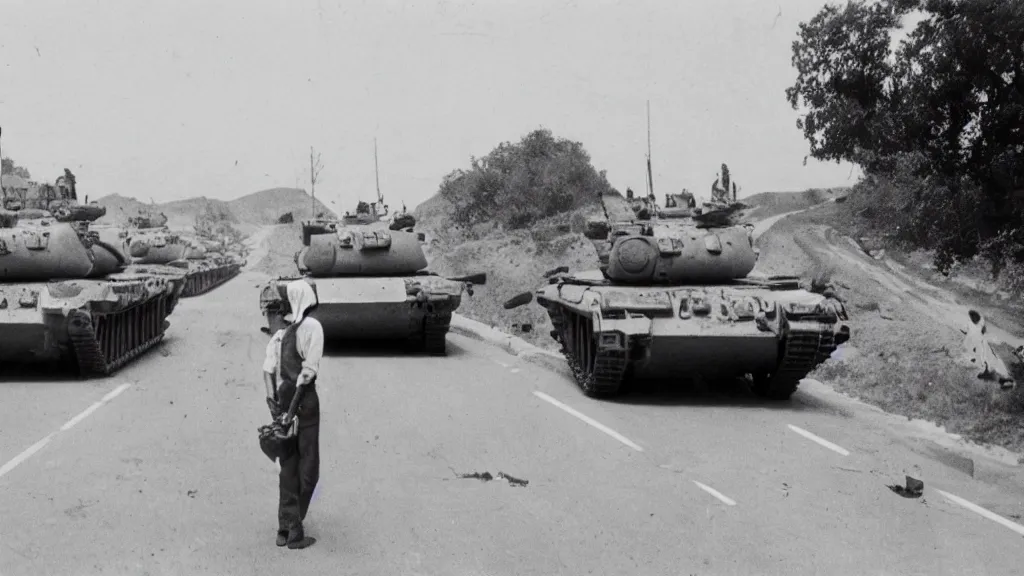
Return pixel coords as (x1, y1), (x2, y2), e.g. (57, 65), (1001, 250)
(436, 128), (618, 232)
(194, 203), (244, 243)
(277, 212), (294, 224)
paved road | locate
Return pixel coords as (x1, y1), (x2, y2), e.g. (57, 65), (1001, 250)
(2, 264), (1024, 575)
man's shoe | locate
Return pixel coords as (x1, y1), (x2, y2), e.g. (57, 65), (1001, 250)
(276, 531), (288, 547)
(287, 537), (316, 550)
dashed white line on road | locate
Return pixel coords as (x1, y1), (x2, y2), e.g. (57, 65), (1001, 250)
(59, 401), (105, 432)
(491, 359), (510, 368)
(510, 368), (520, 374)
(936, 489), (1024, 537)
(693, 481), (737, 506)
(0, 434), (55, 479)
(101, 382), (131, 403)
(533, 391), (644, 452)
(787, 424), (850, 456)
(0, 383), (132, 480)
(62, 383), (130, 432)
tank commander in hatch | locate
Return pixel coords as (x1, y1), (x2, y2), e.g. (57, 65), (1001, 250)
(262, 280), (324, 550)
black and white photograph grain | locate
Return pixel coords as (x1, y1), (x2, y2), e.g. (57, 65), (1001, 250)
(2, 0), (1024, 574)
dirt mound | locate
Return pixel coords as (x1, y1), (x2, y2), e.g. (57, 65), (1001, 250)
(253, 223), (304, 278)
(426, 228), (600, 351)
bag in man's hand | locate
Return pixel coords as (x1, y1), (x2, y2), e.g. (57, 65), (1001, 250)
(257, 417), (298, 462)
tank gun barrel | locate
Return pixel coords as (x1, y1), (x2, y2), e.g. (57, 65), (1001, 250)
(447, 272), (487, 286)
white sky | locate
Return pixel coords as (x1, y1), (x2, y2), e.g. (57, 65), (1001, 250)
(0, 0), (861, 210)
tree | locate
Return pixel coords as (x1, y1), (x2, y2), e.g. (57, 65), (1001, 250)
(437, 128), (618, 232)
(1, 157), (31, 180)
(787, 0), (1024, 270)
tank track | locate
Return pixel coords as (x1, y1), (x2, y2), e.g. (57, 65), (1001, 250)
(181, 264), (243, 298)
(66, 295), (174, 377)
(423, 311), (452, 356)
(752, 321), (838, 400)
(554, 307), (630, 398)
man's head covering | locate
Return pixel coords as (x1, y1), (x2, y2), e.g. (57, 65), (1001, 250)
(284, 280), (317, 323)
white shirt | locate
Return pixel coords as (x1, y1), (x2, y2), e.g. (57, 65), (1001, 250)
(262, 317), (324, 388)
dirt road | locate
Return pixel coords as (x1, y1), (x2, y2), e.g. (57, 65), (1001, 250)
(2, 228), (1024, 575)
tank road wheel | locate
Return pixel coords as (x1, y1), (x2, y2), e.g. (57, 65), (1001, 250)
(559, 310), (628, 398)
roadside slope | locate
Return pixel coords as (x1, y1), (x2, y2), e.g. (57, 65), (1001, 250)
(756, 206), (1024, 455)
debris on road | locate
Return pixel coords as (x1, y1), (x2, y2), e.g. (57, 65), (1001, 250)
(888, 476), (924, 498)
(497, 472), (529, 486)
(451, 468), (529, 487)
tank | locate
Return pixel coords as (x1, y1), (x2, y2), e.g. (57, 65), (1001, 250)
(92, 209), (246, 298)
(258, 198), (486, 355)
(0, 194), (185, 376)
(509, 190), (851, 400)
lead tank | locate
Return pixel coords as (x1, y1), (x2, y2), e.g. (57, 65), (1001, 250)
(0, 177), (185, 376)
(92, 210), (245, 297)
(511, 191), (851, 400)
(258, 199), (485, 355)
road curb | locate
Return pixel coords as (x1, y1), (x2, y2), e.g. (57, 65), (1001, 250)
(449, 314), (573, 379)
(801, 377), (1023, 484)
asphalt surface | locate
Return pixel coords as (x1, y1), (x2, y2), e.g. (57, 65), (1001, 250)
(2, 265), (1024, 574)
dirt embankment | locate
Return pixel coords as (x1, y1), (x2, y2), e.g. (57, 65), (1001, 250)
(417, 193), (632, 350)
(759, 205), (1024, 454)
(251, 223), (305, 278)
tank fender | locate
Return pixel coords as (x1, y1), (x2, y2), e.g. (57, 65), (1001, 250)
(38, 282), (118, 313)
(592, 315), (653, 342)
(556, 284), (590, 304)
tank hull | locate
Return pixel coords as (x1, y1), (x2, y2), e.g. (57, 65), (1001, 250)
(534, 277), (850, 399)
(259, 275), (466, 355)
(94, 225), (245, 298)
(0, 273), (184, 375)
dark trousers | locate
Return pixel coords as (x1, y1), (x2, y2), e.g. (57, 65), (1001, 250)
(277, 421), (320, 540)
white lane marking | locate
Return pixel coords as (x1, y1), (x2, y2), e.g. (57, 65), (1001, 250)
(936, 489), (1024, 537)
(62, 383), (131, 432)
(491, 359), (510, 368)
(102, 382), (132, 403)
(0, 383), (132, 479)
(0, 434), (55, 479)
(60, 401), (104, 432)
(510, 368), (520, 374)
(787, 424), (850, 456)
(533, 391), (643, 452)
(693, 481), (737, 506)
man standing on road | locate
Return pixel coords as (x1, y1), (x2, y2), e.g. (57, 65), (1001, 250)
(262, 279), (324, 550)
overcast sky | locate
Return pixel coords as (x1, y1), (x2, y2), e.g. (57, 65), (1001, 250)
(0, 0), (860, 211)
